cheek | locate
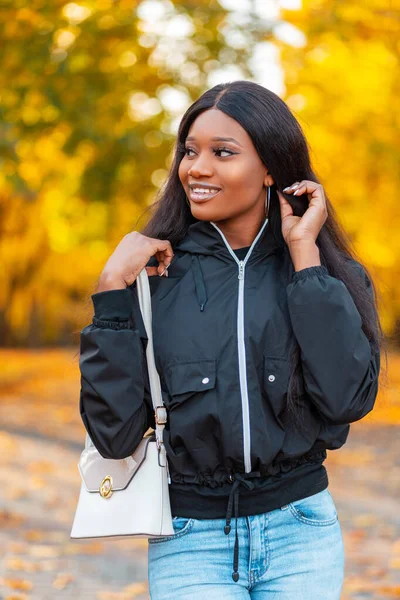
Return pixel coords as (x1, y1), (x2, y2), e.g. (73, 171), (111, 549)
(178, 160), (188, 185)
(223, 159), (264, 194)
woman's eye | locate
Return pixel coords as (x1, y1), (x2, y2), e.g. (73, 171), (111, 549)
(214, 147), (235, 157)
(183, 146), (235, 157)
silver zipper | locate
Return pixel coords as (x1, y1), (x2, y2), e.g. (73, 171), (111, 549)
(166, 456), (171, 484)
(210, 218), (269, 473)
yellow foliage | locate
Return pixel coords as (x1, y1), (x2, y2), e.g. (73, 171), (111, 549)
(279, 0), (400, 336)
(0, 0), (398, 343)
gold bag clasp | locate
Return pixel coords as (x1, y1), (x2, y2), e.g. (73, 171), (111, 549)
(99, 475), (113, 499)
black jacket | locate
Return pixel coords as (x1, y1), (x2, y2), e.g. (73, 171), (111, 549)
(79, 216), (380, 545)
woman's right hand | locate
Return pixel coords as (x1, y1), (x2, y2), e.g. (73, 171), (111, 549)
(96, 232), (174, 292)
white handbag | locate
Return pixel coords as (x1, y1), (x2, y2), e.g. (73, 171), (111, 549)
(70, 268), (174, 540)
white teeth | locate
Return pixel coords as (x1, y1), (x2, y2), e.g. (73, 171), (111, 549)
(192, 188), (219, 194)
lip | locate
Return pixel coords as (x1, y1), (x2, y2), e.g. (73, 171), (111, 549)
(188, 182), (222, 203)
(188, 187), (221, 202)
(189, 182), (222, 191)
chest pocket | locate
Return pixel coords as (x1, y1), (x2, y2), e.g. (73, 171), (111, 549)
(263, 355), (291, 428)
(164, 358), (217, 410)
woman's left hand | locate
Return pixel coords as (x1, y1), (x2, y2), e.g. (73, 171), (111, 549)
(277, 180), (328, 248)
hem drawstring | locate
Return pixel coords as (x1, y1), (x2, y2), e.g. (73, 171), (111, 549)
(224, 471), (261, 582)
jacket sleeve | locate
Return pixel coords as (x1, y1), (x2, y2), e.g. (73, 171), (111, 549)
(286, 263), (380, 426)
(79, 286), (155, 460)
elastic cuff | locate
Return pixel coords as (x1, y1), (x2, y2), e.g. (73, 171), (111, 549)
(92, 316), (134, 330)
(91, 288), (133, 321)
(291, 265), (329, 283)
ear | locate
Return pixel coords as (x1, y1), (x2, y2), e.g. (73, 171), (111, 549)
(264, 174), (275, 187)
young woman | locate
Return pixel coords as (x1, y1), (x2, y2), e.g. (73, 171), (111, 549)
(79, 80), (384, 599)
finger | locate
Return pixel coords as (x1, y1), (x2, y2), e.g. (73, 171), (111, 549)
(292, 181), (320, 197)
(145, 266), (160, 277)
(153, 251), (167, 276)
(154, 242), (174, 276)
(159, 263), (170, 277)
(283, 181), (301, 192)
(154, 240), (174, 264)
(156, 257), (172, 276)
(292, 182), (327, 227)
(292, 185), (307, 196)
(277, 190), (294, 220)
(154, 250), (165, 275)
(157, 259), (167, 276)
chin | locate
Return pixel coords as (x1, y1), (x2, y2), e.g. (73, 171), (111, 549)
(190, 204), (229, 223)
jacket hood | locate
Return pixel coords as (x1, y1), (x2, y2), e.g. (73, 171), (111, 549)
(173, 218), (286, 313)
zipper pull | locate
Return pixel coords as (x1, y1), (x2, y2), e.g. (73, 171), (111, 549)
(238, 261), (245, 280)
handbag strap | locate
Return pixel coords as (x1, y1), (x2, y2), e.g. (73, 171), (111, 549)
(136, 268), (167, 452)
(84, 268), (167, 459)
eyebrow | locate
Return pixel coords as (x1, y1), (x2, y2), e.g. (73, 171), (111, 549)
(185, 136), (243, 147)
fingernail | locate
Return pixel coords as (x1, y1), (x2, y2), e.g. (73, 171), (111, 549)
(283, 187), (289, 191)
(293, 189), (299, 195)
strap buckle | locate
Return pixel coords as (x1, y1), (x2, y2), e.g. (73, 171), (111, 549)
(155, 406), (167, 425)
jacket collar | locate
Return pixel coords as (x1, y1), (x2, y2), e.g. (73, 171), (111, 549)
(174, 217), (285, 260)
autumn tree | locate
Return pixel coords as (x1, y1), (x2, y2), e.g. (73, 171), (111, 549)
(276, 0), (400, 340)
(0, 0), (262, 345)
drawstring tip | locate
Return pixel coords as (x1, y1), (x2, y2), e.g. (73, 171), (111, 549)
(232, 571), (239, 582)
(224, 524), (231, 535)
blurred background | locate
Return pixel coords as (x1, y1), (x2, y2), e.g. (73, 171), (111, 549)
(0, 0), (399, 598)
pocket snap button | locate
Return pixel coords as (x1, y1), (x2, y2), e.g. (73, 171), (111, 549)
(268, 374), (275, 382)
(202, 377), (210, 384)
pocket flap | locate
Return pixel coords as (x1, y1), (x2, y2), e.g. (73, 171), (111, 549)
(263, 355), (291, 426)
(263, 355), (291, 390)
(166, 359), (216, 395)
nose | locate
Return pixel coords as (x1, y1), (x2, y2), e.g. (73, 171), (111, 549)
(188, 153), (213, 178)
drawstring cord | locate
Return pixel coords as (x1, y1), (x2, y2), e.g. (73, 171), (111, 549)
(191, 255), (208, 311)
(224, 472), (261, 582)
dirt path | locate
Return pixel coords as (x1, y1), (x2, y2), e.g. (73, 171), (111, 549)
(0, 349), (399, 599)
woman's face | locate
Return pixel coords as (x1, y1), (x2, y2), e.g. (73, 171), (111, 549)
(178, 108), (273, 223)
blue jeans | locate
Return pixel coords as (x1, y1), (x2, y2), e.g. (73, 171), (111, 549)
(148, 488), (345, 599)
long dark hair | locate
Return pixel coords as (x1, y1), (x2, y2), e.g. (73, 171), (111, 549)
(137, 80), (388, 430)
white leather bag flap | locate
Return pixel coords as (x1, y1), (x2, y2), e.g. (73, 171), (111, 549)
(78, 435), (154, 493)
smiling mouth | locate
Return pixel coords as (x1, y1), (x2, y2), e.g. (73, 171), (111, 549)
(189, 187), (221, 202)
